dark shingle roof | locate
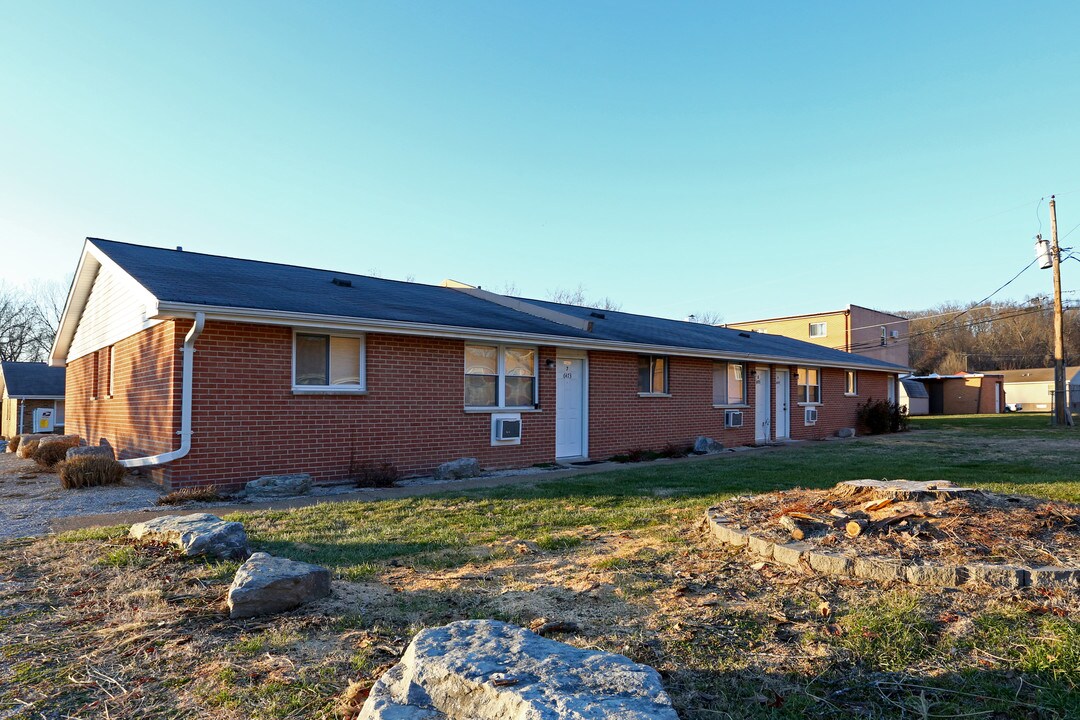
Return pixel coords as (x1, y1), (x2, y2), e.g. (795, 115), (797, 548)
(1, 362), (66, 397)
(89, 239), (907, 372)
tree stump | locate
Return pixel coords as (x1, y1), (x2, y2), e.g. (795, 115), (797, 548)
(834, 479), (979, 502)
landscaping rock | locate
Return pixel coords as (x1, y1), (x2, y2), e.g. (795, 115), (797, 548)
(965, 564), (1029, 589)
(711, 523), (749, 547)
(772, 542), (811, 567)
(853, 556), (905, 583)
(434, 457), (481, 481)
(37, 434), (80, 448)
(245, 473), (312, 498)
(227, 552), (331, 619)
(836, 428), (856, 439)
(15, 434), (50, 458)
(807, 551), (852, 576)
(1029, 566), (1080, 588)
(66, 445), (115, 461)
(692, 436), (725, 454)
(359, 619), (679, 720)
(905, 563), (966, 587)
(130, 513), (248, 559)
(747, 534), (775, 559)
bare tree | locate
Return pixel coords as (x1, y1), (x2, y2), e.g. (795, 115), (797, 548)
(0, 280), (66, 363)
(687, 310), (724, 325)
(547, 284), (622, 311)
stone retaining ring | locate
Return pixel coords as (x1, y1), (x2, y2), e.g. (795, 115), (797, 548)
(705, 507), (1080, 590)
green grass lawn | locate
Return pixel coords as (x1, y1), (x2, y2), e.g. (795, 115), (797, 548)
(3, 414), (1079, 720)
(236, 413), (1080, 578)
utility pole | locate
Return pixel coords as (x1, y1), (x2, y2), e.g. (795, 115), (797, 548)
(1048, 195), (1073, 426)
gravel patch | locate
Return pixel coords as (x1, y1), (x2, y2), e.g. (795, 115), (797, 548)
(0, 453), (161, 540)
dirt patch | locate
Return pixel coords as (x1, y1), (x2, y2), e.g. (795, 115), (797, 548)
(714, 480), (1080, 567)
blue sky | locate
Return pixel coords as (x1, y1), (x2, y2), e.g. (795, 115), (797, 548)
(2, 1), (1079, 322)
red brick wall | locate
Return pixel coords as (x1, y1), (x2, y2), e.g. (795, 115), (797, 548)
(64, 318), (896, 491)
(788, 367), (889, 439)
(164, 321), (557, 490)
(65, 321), (180, 483)
(587, 352), (756, 457)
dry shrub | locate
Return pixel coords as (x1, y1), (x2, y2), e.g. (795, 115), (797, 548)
(349, 460), (401, 488)
(157, 486), (223, 505)
(33, 441), (72, 468)
(18, 437), (41, 458)
(59, 456), (125, 489)
(6, 435), (19, 453)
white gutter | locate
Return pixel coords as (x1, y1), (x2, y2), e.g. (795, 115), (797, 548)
(120, 312), (205, 468)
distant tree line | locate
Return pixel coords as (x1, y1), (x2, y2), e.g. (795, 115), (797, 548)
(0, 281), (65, 363)
(900, 298), (1080, 375)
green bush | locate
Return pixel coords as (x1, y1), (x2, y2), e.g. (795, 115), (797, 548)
(58, 456), (125, 489)
(857, 398), (908, 434)
(349, 459), (400, 488)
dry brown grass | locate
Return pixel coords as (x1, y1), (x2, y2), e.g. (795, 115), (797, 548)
(58, 456), (125, 489)
(157, 485), (224, 505)
(7, 434), (21, 453)
(2, 521), (1077, 720)
(32, 441), (71, 469)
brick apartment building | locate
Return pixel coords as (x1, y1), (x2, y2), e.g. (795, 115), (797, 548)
(727, 304), (910, 370)
(50, 239), (909, 491)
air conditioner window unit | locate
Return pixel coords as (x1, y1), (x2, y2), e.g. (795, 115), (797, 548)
(494, 417), (522, 441)
(805, 407), (818, 425)
(724, 409), (743, 428)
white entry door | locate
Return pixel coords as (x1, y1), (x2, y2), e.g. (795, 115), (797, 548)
(755, 367), (771, 443)
(774, 369), (790, 440)
(556, 356), (586, 458)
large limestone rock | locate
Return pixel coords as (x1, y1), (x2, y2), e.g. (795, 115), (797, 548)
(15, 434), (50, 458)
(130, 513), (248, 559)
(692, 436), (724, 454)
(359, 620), (680, 719)
(245, 473), (312, 498)
(227, 552), (331, 619)
(66, 445), (115, 461)
(434, 458), (481, 481)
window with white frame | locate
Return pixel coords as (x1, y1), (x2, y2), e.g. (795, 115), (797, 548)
(845, 370), (858, 395)
(637, 355), (669, 394)
(464, 345), (537, 408)
(713, 361), (746, 405)
(809, 321), (827, 338)
(294, 333), (365, 389)
(797, 366), (821, 403)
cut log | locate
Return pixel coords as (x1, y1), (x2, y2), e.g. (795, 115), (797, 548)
(778, 515), (806, 541)
(845, 520), (868, 538)
(866, 512), (915, 534)
(829, 508), (849, 519)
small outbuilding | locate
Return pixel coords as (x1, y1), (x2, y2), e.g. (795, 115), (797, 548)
(0, 361), (66, 437)
(898, 377), (929, 416)
(904, 373), (1005, 415)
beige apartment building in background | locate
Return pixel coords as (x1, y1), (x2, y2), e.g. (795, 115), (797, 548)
(726, 304), (910, 368)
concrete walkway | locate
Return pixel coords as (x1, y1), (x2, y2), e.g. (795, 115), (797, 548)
(47, 440), (824, 535)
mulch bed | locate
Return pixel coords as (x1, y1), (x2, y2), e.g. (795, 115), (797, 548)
(713, 481), (1080, 567)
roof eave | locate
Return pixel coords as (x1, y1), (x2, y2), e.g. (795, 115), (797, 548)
(154, 301), (910, 373)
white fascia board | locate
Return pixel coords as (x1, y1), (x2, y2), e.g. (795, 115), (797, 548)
(49, 240), (99, 366)
(154, 301), (909, 374)
(7, 395), (66, 400)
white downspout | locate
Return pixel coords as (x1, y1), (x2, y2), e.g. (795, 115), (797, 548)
(120, 312), (205, 468)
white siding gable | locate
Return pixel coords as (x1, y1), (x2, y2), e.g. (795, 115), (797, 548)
(67, 263), (161, 362)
